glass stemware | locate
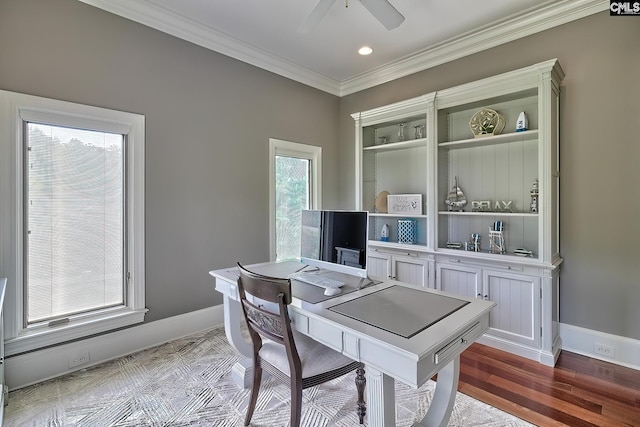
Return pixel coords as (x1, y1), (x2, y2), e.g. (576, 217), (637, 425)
(397, 123), (405, 141)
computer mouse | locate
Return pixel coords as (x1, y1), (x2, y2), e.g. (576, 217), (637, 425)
(324, 287), (342, 296)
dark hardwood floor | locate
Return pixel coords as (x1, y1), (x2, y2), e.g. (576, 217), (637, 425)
(456, 343), (640, 426)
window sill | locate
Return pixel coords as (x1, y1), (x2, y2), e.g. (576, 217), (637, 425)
(5, 307), (148, 356)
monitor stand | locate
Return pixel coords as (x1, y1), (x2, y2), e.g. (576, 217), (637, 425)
(357, 275), (376, 290)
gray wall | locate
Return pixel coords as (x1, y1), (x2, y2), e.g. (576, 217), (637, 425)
(338, 12), (640, 340)
(0, 0), (341, 322)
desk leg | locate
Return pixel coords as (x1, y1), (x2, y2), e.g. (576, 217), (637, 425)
(413, 356), (460, 427)
(223, 295), (254, 388)
(366, 367), (396, 427)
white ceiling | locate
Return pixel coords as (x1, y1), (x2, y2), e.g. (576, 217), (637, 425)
(79, 0), (607, 95)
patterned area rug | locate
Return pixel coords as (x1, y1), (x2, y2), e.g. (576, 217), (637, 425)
(5, 327), (533, 426)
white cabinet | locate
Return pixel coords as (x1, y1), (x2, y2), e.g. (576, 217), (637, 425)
(438, 262), (541, 348)
(354, 59), (563, 366)
(367, 246), (432, 287)
(394, 253), (429, 287)
(437, 262), (481, 297)
(436, 256), (554, 363)
(483, 269), (541, 348)
(366, 247), (392, 280)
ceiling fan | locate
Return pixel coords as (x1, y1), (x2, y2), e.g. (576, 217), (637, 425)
(299, 0), (405, 33)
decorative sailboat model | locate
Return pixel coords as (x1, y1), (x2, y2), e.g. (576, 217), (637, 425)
(445, 176), (467, 211)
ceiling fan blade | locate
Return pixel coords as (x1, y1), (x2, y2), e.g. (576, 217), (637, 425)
(359, 0), (405, 30)
(298, 0), (336, 34)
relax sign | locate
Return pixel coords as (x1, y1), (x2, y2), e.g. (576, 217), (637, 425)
(471, 200), (514, 212)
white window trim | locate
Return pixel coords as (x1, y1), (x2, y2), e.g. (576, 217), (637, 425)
(0, 90), (147, 356)
(268, 138), (322, 262)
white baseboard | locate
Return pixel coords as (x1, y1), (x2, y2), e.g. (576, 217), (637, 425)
(476, 334), (560, 367)
(5, 305), (224, 391)
(559, 322), (640, 370)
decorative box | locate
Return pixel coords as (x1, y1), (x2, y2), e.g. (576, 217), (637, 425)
(387, 194), (422, 215)
(397, 218), (417, 244)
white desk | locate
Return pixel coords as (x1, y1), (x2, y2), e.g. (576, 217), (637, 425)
(210, 261), (494, 427)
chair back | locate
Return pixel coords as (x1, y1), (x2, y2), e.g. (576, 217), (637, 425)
(237, 263), (292, 306)
(236, 263), (301, 374)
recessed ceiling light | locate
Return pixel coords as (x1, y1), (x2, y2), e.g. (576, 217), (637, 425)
(358, 46), (373, 56)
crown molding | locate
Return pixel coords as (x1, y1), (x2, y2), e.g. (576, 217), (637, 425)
(78, 0), (608, 97)
(339, 0), (608, 95)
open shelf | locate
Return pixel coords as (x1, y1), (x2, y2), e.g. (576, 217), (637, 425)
(364, 138), (427, 152)
(438, 211), (537, 217)
(438, 130), (538, 150)
(370, 213), (427, 219)
(368, 240), (429, 253)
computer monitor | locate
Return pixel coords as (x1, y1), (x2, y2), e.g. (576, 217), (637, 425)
(300, 210), (368, 279)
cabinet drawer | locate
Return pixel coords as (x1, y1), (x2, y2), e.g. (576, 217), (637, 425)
(441, 257), (524, 272)
(308, 318), (343, 351)
(290, 311), (309, 334)
(434, 322), (482, 365)
(342, 332), (360, 360)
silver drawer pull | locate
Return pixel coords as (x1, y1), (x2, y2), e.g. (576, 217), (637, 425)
(434, 322), (481, 364)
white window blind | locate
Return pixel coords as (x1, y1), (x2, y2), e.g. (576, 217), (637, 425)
(25, 123), (126, 323)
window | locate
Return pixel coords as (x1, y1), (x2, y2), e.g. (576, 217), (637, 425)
(269, 139), (321, 261)
(25, 124), (125, 323)
(0, 90), (146, 355)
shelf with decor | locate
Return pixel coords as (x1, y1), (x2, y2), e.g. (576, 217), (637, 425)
(369, 213), (427, 218)
(436, 86), (543, 260)
(438, 129), (538, 150)
(354, 93), (435, 256)
(363, 137), (427, 152)
(367, 214), (428, 248)
(353, 59), (564, 367)
(438, 211), (537, 217)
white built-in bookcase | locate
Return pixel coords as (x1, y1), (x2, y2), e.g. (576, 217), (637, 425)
(353, 59), (564, 366)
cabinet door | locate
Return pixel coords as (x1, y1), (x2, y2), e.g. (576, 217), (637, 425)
(392, 254), (428, 287)
(436, 262), (481, 298)
(483, 270), (541, 347)
(367, 250), (392, 280)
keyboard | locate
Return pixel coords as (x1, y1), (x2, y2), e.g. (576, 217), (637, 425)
(289, 272), (345, 289)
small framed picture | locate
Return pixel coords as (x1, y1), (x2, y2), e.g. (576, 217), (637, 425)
(387, 194), (422, 215)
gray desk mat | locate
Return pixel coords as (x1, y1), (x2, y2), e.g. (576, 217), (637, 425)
(227, 261), (370, 304)
(329, 286), (469, 338)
